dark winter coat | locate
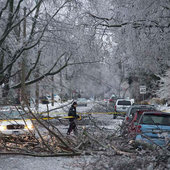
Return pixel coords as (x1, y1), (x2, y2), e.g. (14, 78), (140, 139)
(68, 105), (78, 120)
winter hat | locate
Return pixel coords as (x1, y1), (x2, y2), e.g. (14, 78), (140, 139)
(72, 102), (77, 105)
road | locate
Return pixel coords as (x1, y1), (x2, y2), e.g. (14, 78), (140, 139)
(0, 101), (123, 170)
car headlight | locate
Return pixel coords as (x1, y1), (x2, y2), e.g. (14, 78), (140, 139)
(0, 125), (7, 131)
(25, 124), (34, 130)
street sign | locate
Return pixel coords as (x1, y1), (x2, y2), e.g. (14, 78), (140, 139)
(140, 86), (146, 94)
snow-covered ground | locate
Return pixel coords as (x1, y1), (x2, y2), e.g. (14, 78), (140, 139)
(0, 101), (124, 170)
(0, 154), (93, 170)
(0, 102), (169, 170)
(156, 105), (170, 112)
(32, 101), (95, 118)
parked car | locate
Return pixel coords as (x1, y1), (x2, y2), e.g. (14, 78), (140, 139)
(0, 106), (11, 111)
(107, 95), (117, 107)
(109, 95), (117, 104)
(76, 98), (88, 106)
(87, 97), (95, 103)
(0, 109), (35, 135)
(120, 106), (156, 137)
(127, 110), (152, 138)
(115, 99), (132, 113)
(113, 99), (133, 119)
(39, 96), (49, 104)
(135, 111), (170, 147)
(104, 98), (109, 103)
(125, 105), (156, 123)
(47, 94), (61, 103)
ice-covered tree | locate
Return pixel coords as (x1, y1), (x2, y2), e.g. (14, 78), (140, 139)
(157, 69), (170, 99)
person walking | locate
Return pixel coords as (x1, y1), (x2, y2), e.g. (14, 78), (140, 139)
(67, 102), (79, 135)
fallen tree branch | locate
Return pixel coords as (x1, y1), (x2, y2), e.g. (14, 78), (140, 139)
(83, 129), (107, 149)
(22, 100), (76, 153)
(109, 144), (133, 156)
(83, 128), (133, 156)
(0, 152), (81, 157)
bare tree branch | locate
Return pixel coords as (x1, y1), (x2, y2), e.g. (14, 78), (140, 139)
(0, 0), (9, 19)
(25, 50), (42, 81)
(88, 12), (170, 29)
(0, 0), (43, 47)
(11, 52), (68, 89)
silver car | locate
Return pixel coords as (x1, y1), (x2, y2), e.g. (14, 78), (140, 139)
(115, 99), (132, 113)
(76, 98), (88, 107)
(125, 105), (156, 123)
(0, 109), (34, 135)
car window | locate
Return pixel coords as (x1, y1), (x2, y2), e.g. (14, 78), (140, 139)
(0, 110), (29, 120)
(78, 98), (86, 101)
(117, 101), (131, 105)
(130, 108), (139, 117)
(130, 107), (155, 116)
(140, 114), (170, 126)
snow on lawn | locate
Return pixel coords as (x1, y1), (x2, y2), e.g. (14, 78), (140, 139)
(30, 101), (95, 118)
(156, 105), (170, 112)
(30, 101), (73, 117)
(38, 101), (71, 113)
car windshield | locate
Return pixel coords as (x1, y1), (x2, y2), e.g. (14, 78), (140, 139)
(140, 114), (170, 126)
(130, 107), (155, 117)
(78, 98), (86, 101)
(117, 101), (131, 105)
(0, 110), (29, 120)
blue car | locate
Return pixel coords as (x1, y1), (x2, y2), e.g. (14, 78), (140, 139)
(135, 111), (170, 147)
